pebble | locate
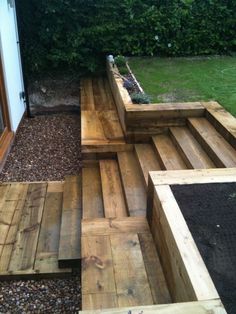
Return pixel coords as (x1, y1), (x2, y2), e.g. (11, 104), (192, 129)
(0, 276), (81, 313)
(0, 114), (82, 182)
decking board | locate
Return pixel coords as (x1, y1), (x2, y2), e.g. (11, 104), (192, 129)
(81, 216), (171, 311)
(188, 117), (236, 167)
(58, 175), (82, 268)
(0, 181), (72, 278)
(118, 151), (147, 216)
(81, 78), (125, 154)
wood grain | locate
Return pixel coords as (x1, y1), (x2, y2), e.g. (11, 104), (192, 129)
(100, 160), (127, 218)
(118, 151), (146, 216)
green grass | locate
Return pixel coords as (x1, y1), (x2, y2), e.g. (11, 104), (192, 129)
(129, 56), (236, 116)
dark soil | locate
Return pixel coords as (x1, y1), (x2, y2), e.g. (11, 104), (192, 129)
(171, 183), (236, 314)
(0, 113), (81, 182)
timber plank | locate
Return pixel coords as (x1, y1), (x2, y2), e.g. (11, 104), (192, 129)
(82, 217), (149, 236)
(152, 134), (187, 170)
(99, 160), (127, 218)
(98, 111), (124, 141)
(104, 78), (116, 110)
(203, 101), (236, 149)
(35, 190), (68, 274)
(170, 126), (215, 169)
(8, 183), (47, 272)
(135, 144), (161, 187)
(117, 151), (146, 216)
(82, 235), (116, 294)
(82, 293), (118, 311)
(138, 233), (171, 304)
(79, 299), (226, 314)
(188, 117), (236, 167)
(92, 78), (108, 110)
(149, 168), (236, 186)
(58, 175), (82, 268)
(110, 233), (153, 307)
(81, 79), (95, 110)
(82, 167), (104, 219)
(82, 111), (107, 142)
(0, 184), (28, 272)
(150, 186), (218, 302)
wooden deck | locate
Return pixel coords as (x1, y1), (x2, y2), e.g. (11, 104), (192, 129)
(80, 76), (236, 312)
(0, 176), (81, 278)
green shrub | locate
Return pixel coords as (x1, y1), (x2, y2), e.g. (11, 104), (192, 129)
(17, 0), (236, 75)
(114, 55), (127, 67)
(130, 92), (151, 104)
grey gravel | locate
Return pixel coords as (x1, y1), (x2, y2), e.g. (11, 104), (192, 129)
(0, 113), (81, 182)
(0, 276), (81, 313)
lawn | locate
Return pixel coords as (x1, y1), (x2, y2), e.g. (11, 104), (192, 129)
(129, 56), (236, 116)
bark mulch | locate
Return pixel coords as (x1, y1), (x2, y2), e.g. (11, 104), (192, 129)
(0, 113), (81, 182)
(172, 183), (236, 314)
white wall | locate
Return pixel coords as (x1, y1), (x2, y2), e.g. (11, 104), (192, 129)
(0, 0), (25, 131)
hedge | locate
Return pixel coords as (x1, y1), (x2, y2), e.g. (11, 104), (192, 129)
(17, 0), (236, 75)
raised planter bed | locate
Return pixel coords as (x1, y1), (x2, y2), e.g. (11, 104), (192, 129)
(107, 60), (236, 144)
(147, 168), (236, 314)
(107, 60), (205, 138)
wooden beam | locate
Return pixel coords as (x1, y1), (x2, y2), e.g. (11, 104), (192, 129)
(148, 185), (218, 302)
(99, 160), (127, 218)
(149, 168), (236, 186)
(170, 127), (215, 169)
(58, 175), (82, 268)
(203, 101), (236, 149)
(8, 183), (47, 272)
(110, 233), (153, 307)
(188, 117), (236, 167)
(117, 151), (146, 216)
(79, 299), (226, 314)
(82, 217), (150, 236)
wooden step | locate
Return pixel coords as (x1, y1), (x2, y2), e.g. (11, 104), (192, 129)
(82, 217), (171, 311)
(170, 126), (215, 169)
(118, 151), (147, 216)
(82, 167), (104, 218)
(81, 217), (171, 311)
(58, 175), (82, 268)
(99, 160), (127, 218)
(110, 233), (153, 307)
(152, 134), (188, 170)
(188, 118), (236, 168)
(135, 144), (162, 187)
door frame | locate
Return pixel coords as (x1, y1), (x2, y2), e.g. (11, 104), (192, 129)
(0, 53), (14, 167)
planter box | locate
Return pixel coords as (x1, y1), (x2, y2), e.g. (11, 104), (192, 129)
(147, 168), (236, 312)
(107, 61), (236, 145)
(107, 60), (205, 139)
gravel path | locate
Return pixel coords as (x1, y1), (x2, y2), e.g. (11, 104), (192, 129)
(0, 113), (81, 182)
(0, 113), (82, 312)
(0, 276), (81, 313)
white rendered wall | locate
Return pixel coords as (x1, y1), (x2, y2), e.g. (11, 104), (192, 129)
(0, 0), (25, 131)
